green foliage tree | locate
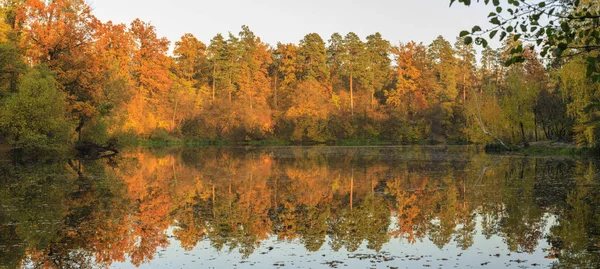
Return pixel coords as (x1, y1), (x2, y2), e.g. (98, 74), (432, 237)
(234, 25), (273, 139)
(327, 33), (345, 94)
(559, 56), (600, 147)
(429, 36), (458, 101)
(365, 33), (392, 106)
(207, 33), (228, 101)
(0, 66), (72, 150)
(428, 36), (459, 140)
(341, 32), (366, 116)
(454, 37), (476, 103)
(503, 67), (539, 146)
(298, 33), (330, 84)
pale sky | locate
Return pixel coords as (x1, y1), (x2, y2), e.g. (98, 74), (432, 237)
(89, 0), (497, 51)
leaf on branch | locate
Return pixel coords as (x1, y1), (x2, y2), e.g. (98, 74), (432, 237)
(513, 34), (521, 41)
(536, 39), (543, 46)
(520, 24), (527, 33)
(464, 36), (473, 45)
(500, 31), (507, 41)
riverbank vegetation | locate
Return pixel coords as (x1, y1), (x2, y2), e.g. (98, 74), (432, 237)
(0, 0), (599, 153)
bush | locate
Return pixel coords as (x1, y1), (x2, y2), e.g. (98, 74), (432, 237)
(379, 115), (422, 144)
(81, 118), (109, 145)
(484, 143), (512, 153)
(0, 66), (73, 151)
(110, 130), (139, 148)
(150, 128), (170, 141)
(181, 117), (202, 137)
(397, 124), (419, 144)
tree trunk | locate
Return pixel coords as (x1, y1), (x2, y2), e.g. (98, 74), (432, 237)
(350, 73), (354, 116)
(172, 98), (179, 131)
(463, 73), (466, 103)
(212, 62), (216, 101)
(370, 62), (375, 109)
(229, 56), (234, 103)
(247, 70), (253, 113)
(274, 72), (278, 110)
(533, 109), (538, 141)
(76, 117), (85, 142)
(520, 121), (529, 147)
(371, 89), (374, 108)
(228, 74), (232, 103)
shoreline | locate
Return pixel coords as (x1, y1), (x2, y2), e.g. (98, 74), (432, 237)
(1, 140), (595, 158)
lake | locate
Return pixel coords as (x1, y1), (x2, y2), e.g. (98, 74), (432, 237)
(1, 146), (599, 268)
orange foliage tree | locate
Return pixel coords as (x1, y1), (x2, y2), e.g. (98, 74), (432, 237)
(20, 0), (102, 138)
(125, 19), (172, 135)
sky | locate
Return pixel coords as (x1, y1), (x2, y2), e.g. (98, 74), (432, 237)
(88, 0), (498, 52)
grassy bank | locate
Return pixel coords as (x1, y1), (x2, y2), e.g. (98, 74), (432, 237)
(137, 138), (433, 148)
(3, 138), (597, 159)
(485, 141), (596, 157)
(136, 138), (599, 158)
(137, 138), (294, 148)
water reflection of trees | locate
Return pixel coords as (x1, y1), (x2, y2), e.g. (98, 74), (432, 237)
(0, 147), (599, 268)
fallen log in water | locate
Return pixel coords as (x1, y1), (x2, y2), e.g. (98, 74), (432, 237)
(75, 142), (119, 159)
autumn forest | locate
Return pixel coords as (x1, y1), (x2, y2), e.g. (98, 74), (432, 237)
(3, 1), (600, 268)
(0, 0), (599, 152)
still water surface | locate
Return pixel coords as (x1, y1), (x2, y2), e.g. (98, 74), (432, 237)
(1, 146), (599, 268)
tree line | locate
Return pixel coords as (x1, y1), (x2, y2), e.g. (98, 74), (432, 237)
(0, 0), (599, 150)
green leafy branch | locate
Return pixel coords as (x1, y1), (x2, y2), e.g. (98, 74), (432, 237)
(452, 0), (600, 81)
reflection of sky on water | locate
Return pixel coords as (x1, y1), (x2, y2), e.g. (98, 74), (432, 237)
(113, 215), (558, 269)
